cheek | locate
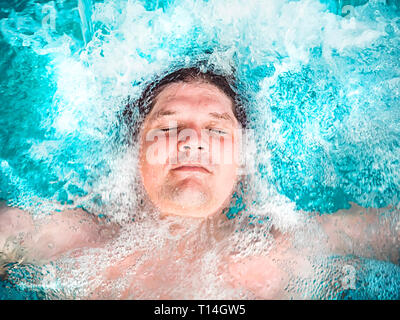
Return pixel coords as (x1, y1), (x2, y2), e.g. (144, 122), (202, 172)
(213, 163), (238, 193)
(209, 136), (239, 166)
(208, 136), (239, 192)
(139, 140), (165, 192)
(139, 136), (179, 186)
(140, 135), (174, 166)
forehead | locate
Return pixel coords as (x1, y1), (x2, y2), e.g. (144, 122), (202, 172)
(149, 81), (235, 118)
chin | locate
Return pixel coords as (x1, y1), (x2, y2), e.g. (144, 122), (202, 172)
(156, 180), (219, 218)
(175, 189), (208, 208)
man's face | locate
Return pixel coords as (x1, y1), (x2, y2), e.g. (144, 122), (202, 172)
(138, 81), (242, 218)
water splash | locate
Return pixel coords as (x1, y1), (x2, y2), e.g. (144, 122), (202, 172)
(0, 0), (399, 219)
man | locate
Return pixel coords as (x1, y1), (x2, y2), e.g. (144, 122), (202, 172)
(0, 67), (398, 299)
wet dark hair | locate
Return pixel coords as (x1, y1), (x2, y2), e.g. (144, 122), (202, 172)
(122, 67), (247, 143)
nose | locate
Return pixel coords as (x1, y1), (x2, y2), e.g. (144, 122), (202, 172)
(177, 128), (208, 152)
(178, 144), (204, 152)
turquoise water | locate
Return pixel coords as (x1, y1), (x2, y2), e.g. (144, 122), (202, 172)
(0, 0), (399, 299)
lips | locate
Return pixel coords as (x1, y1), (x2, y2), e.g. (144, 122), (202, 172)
(171, 164), (211, 174)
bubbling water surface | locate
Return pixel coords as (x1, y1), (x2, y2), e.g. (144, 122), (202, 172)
(0, 0), (399, 299)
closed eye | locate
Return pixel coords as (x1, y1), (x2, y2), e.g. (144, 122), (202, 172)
(160, 127), (178, 132)
(208, 128), (228, 135)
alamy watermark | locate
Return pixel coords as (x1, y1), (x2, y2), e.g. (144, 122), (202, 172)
(341, 264), (356, 290)
(41, 3), (57, 31)
(341, 3), (400, 34)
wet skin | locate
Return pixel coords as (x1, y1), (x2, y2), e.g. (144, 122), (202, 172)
(0, 82), (398, 299)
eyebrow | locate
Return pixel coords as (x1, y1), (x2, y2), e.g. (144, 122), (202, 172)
(148, 110), (176, 121)
(149, 110), (235, 123)
(208, 112), (234, 122)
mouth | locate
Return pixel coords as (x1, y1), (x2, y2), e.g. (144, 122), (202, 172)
(171, 164), (211, 174)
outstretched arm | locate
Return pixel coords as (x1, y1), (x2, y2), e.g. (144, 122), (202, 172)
(0, 202), (118, 266)
(315, 202), (399, 264)
(225, 204), (399, 299)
